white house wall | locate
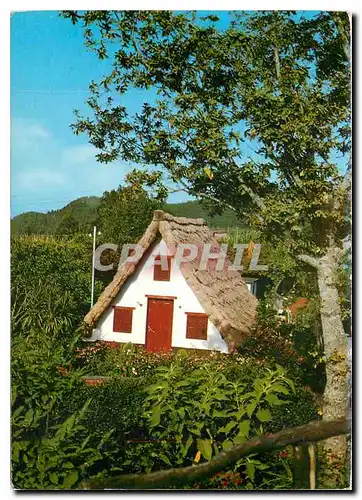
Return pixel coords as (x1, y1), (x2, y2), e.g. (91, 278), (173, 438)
(89, 239), (229, 353)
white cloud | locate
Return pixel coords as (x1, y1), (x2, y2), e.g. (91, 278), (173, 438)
(11, 118), (52, 148)
(28, 124), (51, 139)
(11, 119), (133, 214)
(15, 169), (65, 191)
(62, 144), (98, 165)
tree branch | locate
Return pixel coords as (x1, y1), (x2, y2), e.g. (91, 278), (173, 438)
(297, 254), (321, 269)
(274, 46), (281, 80)
(228, 158), (267, 212)
(177, 180), (239, 213)
(79, 419), (350, 490)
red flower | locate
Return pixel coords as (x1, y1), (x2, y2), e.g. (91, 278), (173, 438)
(279, 450), (288, 458)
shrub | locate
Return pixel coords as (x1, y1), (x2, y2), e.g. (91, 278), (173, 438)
(238, 298), (325, 393)
(11, 235), (104, 336)
(131, 361), (297, 486)
(58, 377), (146, 438)
(11, 332), (120, 489)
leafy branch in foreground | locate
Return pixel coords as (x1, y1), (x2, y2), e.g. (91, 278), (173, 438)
(79, 419), (350, 490)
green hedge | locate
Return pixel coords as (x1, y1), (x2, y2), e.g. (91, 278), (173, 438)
(57, 377), (146, 438)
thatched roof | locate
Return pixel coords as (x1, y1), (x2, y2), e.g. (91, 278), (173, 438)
(84, 210), (258, 351)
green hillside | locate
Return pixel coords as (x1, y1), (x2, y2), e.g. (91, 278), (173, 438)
(11, 197), (244, 235)
(11, 197), (101, 235)
(164, 201), (244, 228)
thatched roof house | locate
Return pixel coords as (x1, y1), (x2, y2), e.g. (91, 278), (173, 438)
(84, 210), (258, 353)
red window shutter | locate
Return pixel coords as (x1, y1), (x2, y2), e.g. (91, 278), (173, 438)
(186, 313), (208, 340)
(153, 255), (172, 281)
(113, 307), (134, 333)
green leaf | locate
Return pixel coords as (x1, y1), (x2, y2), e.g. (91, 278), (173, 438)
(63, 470), (78, 489)
(246, 401), (257, 418)
(222, 440), (233, 451)
(233, 435), (246, 445)
(49, 472), (58, 485)
(238, 419), (250, 437)
(181, 434), (193, 457)
(256, 408), (272, 422)
(12, 405), (24, 420)
(23, 409), (34, 426)
(255, 462), (270, 470)
(218, 420), (237, 435)
(150, 406), (161, 428)
(212, 409), (231, 418)
(177, 408), (185, 419)
(159, 453), (172, 466)
(189, 427), (201, 437)
(246, 462), (255, 482)
(196, 439), (213, 461)
(265, 393), (285, 406)
(269, 383), (289, 395)
(284, 378), (296, 394)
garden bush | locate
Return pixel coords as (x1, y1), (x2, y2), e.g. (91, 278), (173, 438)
(58, 377), (146, 438)
(12, 330), (319, 489)
(11, 331), (123, 489)
(11, 235), (104, 336)
(238, 298), (326, 393)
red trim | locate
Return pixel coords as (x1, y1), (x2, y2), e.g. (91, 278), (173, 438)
(112, 305), (136, 310)
(145, 295), (177, 300)
(185, 312), (209, 317)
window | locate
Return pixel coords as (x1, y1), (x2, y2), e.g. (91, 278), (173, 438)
(153, 255), (172, 281)
(185, 312), (208, 340)
(113, 306), (134, 333)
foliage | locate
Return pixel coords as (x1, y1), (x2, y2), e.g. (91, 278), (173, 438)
(12, 198), (243, 236)
(69, 342), (318, 487)
(96, 185), (162, 246)
(56, 212), (81, 235)
(238, 297), (325, 393)
(11, 321), (319, 489)
(122, 360), (298, 488)
(11, 279), (78, 342)
(11, 196), (100, 236)
(11, 332), (115, 489)
(165, 200), (246, 227)
(192, 452), (294, 490)
(62, 10), (350, 258)
(12, 399), (113, 490)
(74, 342), (186, 377)
(59, 377), (146, 438)
(11, 235), (102, 332)
(143, 362), (295, 449)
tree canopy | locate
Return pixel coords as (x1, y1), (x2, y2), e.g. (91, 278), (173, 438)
(62, 10), (351, 258)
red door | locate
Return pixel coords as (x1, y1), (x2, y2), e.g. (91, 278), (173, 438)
(145, 298), (174, 352)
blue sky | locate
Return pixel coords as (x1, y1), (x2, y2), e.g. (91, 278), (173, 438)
(11, 10), (338, 218)
(11, 11), (239, 217)
(11, 11), (185, 216)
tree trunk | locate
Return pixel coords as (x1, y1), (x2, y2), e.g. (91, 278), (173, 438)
(316, 247), (351, 485)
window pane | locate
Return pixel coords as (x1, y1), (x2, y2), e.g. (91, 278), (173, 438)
(154, 255), (172, 281)
(186, 313), (208, 340)
(113, 307), (133, 333)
